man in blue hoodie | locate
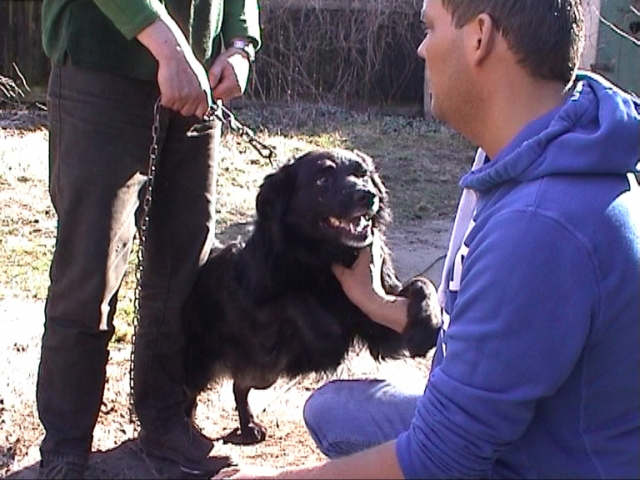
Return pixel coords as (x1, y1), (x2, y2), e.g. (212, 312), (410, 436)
(215, 0), (640, 478)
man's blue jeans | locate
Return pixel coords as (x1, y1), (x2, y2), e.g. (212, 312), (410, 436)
(303, 379), (426, 458)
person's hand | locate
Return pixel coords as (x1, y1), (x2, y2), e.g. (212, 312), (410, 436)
(137, 15), (213, 118)
(332, 232), (408, 333)
(213, 464), (281, 479)
(209, 49), (251, 103)
(331, 231), (390, 308)
(156, 46), (212, 118)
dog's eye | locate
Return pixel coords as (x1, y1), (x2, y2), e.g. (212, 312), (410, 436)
(349, 161), (370, 178)
(316, 163), (335, 186)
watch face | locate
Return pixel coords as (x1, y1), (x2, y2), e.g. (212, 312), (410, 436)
(231, 40), (255, 62)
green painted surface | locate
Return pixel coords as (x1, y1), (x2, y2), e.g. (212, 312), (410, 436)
(592, 0), (640, 96)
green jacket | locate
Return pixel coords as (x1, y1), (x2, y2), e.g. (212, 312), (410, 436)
(41, 0), (262, 81)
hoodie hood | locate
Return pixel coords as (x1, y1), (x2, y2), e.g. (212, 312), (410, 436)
(461, 71), (640, 192)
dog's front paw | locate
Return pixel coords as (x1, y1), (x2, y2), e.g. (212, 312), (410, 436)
(222, 422), (267, 446)
(399, 277), (442, 356)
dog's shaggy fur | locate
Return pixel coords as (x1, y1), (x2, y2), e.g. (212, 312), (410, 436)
(183, 148), (441, 444)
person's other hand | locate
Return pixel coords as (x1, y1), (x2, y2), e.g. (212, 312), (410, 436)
(137, 15), (213, 118)
(209, 50), (251, 103)
(213, 464), (281, 479)
(331, 231), (389, 308)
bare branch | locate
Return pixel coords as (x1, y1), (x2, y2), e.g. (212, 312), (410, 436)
(588, 2), (640, 47)
(249, 0), (423, 106)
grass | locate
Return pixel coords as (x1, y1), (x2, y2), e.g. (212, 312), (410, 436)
(216, 103), (474, 227)
(0, 102), (475, 342)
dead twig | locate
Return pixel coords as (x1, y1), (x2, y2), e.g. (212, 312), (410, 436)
(250, 0), (423, 106)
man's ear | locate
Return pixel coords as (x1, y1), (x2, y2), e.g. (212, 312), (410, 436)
(465, 12), (497, 67)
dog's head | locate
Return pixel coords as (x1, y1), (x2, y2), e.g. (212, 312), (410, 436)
(256, 148), (390, 260)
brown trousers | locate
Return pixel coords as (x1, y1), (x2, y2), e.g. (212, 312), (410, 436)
(36, 63), (220, 460)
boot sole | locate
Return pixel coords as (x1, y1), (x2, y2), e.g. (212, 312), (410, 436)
(138, 438), (235, 477)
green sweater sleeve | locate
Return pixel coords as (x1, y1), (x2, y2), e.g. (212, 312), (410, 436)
(222, 0), (262, 50)
(92, 0), (166, 40)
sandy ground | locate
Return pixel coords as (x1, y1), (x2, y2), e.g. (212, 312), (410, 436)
(0, 109), (456, 478)
(0, 221), (451, 479)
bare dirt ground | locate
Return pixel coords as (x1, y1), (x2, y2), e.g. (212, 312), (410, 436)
(0, 106), (465, 479)
(0, 227), (449, 480)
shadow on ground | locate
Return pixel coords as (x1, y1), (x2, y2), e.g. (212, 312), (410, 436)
(6, 438), (225, 479)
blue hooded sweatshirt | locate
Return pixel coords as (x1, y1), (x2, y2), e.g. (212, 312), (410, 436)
(396, 72), (640, 478)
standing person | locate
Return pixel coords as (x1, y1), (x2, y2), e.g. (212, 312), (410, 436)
(215, 0), (640, 478)
(36, 1), (261, 478)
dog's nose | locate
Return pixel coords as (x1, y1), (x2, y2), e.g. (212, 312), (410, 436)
(354, 189), (377, 208)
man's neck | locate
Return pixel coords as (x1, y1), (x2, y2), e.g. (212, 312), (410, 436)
(473, 76), (569, 159)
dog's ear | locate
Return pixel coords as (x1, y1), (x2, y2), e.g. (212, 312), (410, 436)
(256, 161), (297, 223)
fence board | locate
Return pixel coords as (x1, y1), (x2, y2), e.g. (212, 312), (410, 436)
(0, 0), (425, 107)
(0, 0), (49, 90)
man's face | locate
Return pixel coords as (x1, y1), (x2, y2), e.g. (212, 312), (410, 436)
(417, 0), (471, 126)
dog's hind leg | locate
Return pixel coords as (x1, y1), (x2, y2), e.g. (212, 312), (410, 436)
(221, 381), (267, 445)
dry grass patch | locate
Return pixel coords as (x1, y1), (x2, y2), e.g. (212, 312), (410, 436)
(1, 102), (472, 477)
(0, 102), (474, 341)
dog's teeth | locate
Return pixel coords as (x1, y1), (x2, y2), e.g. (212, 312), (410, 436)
(354, 216), (369, 233)
(328, 216), (371, 235)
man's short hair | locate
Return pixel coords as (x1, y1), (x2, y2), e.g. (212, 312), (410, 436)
(441, 0), (585, 86)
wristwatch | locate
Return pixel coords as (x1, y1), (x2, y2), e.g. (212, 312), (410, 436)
(229, 38), (256, 63)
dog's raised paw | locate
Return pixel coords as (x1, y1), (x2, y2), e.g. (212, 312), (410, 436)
(400, 277), (442, 356)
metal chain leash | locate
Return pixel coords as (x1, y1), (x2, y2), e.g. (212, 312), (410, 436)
(128, 98), (278, 432)
(128, 98), (162, 432)
(190, 99), (277, 166)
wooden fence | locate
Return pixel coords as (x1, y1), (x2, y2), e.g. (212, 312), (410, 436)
(0, 0), (49, 92)
(0, 0), (426, 108)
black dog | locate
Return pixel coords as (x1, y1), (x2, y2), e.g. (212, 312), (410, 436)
(183, 148), (441, 444)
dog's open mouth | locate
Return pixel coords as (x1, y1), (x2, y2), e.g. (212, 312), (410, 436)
(324, 214), (373, 246)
